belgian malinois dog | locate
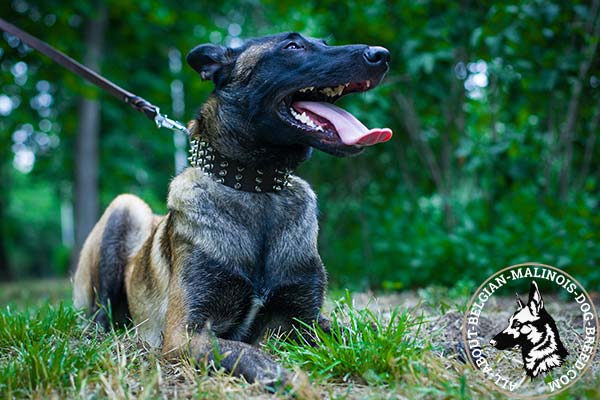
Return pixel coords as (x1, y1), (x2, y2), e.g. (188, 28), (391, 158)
(73, 32), (391, 388)
(490, 281), (568, 378)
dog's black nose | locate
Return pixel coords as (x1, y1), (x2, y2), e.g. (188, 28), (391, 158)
(363, 46), (390, 67)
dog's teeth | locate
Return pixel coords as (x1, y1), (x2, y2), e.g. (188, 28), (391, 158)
(299, 86), (314, 93)
(321, 87), (334, 97)
(366, 80), (371, 88)
(300, 112), (312, 125)
(321, 85), (346, 97)
(290, 108), (323, 130)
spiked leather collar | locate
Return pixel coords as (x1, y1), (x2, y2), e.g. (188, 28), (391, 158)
(188, 138), (292, 193)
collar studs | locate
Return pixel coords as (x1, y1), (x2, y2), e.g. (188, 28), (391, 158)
(189, 138), (292, 194)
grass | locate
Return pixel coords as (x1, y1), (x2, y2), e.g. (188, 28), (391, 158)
(265, 292), (426, 385)
(0, 303), (112, 397)
(0, 280), (598, 399)
(0, 301), (265, 399)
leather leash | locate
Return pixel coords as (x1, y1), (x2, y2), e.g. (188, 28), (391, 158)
(0, 17), (189, 136)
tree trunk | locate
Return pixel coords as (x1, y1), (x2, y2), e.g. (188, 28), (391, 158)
(394, 93), (455, 230)
(558, 1), (600, 199)
(0, 145), (11, 281)
(71, 5), (108, 272)
(0, 242), (8, 281)
(0, 194), (10, 281)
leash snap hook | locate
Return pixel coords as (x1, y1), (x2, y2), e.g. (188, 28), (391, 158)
(154, 109), (189, 136)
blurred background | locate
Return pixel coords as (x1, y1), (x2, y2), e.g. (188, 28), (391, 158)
(0, 0), (598, 291)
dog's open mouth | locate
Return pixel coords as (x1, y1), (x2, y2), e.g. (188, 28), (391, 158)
(281, 81), (393, 147)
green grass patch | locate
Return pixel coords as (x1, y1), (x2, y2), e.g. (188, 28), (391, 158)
(0, 301), (256, 399)
(266, 291), (426, 385)
(0, 281), (597, 399)
(0, 303), (110, 397)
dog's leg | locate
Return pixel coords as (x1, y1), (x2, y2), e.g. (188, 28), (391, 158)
(162, 290), (289, 389)
(315, 314), (332, 333)
(93, 207), (131, 329)
(73, 194), (153, 330)
(161, 257), (290, 389)
(165, 327), (288, 387)
(244, 279), (330, 345)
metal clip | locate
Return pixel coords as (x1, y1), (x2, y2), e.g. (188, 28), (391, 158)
(154, 108), (189, 135)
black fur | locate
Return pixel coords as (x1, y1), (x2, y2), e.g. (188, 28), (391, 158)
(95, 208), (131, 329)
(188, 32), (390, 166)
(76, 32), (391, 389)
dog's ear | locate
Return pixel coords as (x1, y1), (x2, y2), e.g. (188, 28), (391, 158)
(186, 44), (233, 82)
(527, 280), (544, 316)
(515, 293), (525, 310)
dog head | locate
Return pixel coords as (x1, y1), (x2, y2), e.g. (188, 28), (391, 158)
(186, 32), (392, 166)
(489, 281), (548, 350)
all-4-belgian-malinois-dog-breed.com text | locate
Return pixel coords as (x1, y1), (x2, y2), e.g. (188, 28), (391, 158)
(73, 32), (392, 389)
(489, 281), (569, 378)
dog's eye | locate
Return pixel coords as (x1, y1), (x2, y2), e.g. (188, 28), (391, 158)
(284, 42), (303, 50)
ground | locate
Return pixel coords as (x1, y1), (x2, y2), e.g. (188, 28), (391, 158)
(0, 280), (598, 399)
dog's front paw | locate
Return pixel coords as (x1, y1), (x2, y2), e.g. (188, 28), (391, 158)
(254, 362), (291, 393)
(217, 341), (290, 391)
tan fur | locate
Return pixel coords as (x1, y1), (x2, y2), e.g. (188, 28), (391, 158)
(73, 172), (225, 348)
(125, 217), (171, 347)
(186, 119), (200, 138)
(232, 42), (274, 82)
(74, 163), (317, 386)
(72, 32), (374, 388)
(162, 274), (189, 356)
(197, 96), (221, 142)
(73, 194), (153, 311)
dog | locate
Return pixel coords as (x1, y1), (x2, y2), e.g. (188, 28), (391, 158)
(489, 281), (568, 378)
(73, 32), (391, 388)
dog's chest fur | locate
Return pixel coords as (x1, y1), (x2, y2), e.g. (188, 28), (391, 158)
(130, 168), (325, 345)
(168, 168), (319, 272)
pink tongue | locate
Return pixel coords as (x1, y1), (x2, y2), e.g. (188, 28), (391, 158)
(293, 101), (392, 146)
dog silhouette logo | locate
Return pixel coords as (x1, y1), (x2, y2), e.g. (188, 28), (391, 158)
(463, 263), (599, 398)
(489, 281), (568, 378)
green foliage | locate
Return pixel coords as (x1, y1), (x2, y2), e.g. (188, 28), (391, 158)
(1, 0), (599, 290)
(266, 291), (426, 384)
(318, 185), (600, 289)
